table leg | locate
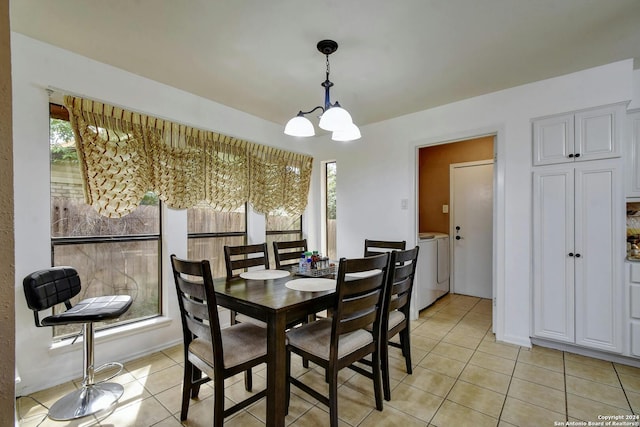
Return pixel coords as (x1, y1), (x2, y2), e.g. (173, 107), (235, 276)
(266, 313), (287, 427)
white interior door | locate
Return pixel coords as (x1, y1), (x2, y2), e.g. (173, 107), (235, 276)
(451, 161), (494, 298)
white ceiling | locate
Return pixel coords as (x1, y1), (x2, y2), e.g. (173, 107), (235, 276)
(10, 0), (640, 128)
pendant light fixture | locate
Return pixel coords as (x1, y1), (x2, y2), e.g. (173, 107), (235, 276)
(284, 40), (361, 141)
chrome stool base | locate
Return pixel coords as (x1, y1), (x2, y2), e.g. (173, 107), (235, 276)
(48, 382), (124, 420)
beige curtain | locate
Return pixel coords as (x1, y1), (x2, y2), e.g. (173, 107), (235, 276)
(64, 96), (313, 218)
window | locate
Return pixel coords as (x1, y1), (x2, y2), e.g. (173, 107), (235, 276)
(50, 104), (161, 339)
(266, 209), (303, 268)
(325, 161), (337, 260)
(187, 203), (247, 278)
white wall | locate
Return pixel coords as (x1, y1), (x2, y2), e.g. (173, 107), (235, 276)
(306, 59), (635, 347)
(11, 33), (312, 394)
(12, 31), (637, 393)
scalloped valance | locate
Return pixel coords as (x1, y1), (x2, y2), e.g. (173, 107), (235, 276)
(64, 96), (313, 218)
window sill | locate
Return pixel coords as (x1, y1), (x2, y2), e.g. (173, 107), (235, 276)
(49, 316), (173, 354)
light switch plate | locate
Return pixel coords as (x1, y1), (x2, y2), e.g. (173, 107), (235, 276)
(442, 204), (449, 213)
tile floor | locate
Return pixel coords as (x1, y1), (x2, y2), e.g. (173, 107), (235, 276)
(16, 293), (640, 426)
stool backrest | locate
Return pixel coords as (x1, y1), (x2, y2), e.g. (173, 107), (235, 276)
(23, 267), (81, 326)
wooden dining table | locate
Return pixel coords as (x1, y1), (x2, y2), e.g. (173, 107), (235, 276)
(213, 272), (336, 427)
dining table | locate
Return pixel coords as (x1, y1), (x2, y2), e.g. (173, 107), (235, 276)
(213, 271), (336, 427)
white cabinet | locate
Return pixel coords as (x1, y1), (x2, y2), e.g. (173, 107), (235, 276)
(533, 104), (624, 166)
(533, 159), (623, 353)
(625, 111), (640, 197)
(628, 263), (640, 357)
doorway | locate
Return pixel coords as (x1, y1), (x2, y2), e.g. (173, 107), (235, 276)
(450, 160), (494, 298)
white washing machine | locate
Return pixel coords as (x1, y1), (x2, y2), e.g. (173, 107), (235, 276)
(416, 232), (450, 310)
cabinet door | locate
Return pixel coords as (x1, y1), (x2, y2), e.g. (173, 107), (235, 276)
(532, 166), (575, 342)
(626, 112), (640, 197)
(574, 105), (621, 162)
(574, 160), (622, 353)
(533, 114), (574, 166)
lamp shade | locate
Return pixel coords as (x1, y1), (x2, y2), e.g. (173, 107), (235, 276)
(318, 106), (353, 131)
(284, 115), (315, 137)
(331, 122), (361, 141)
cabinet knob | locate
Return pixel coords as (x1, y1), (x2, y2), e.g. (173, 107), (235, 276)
(574, 153), (581, 158)
(455, 235), (461, 240)
(568, 252), (574, 257)
(575, 253), (581, 258)
(568, 154), (574, 158)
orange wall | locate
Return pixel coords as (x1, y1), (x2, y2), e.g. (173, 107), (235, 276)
(418, 136), (494, 234)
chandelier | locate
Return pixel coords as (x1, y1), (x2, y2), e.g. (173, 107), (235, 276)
(284, 40), (361, 142)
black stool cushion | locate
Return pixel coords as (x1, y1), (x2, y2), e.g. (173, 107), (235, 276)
(41, 295), (132, 326)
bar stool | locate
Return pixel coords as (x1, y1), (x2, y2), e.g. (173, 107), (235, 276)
(23, 266), (132, 420)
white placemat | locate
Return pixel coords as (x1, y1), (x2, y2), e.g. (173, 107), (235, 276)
(240, 270), (290, 280)
(346, 269), (382, 278)
(285, 278), (336, 292)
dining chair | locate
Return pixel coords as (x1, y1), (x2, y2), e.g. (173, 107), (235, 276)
(22, 267), (132, 420)
(379, 246), (420, 401)
(224, 243), (270, 325)
(224, 242), (270, 278)
(364, 239), (406, 256)
(273, 238), (307, 269)
(170, 255), (267, 427)
(285, 253), (391, 427)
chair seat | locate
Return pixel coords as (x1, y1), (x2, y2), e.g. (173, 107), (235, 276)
(287, 319), (373, 360)
(189, 322), (267, 369)
(41, 295), (132, 326)
(387, 310), (405, 330)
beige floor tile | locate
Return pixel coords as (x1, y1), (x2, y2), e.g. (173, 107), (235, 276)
(566, 375), (630, 410)
(152, 416), (184, 427)
(418, 352), (466, 378)
(359, 403), (428, 427)
(401, 366), (456, 397)
(161, 344), (184, 364)
(476, 340), (520, 360)
(408, 333), (440, 352)
(625, 390), (640, 414)
(459, 364), (511, 394)
(97, 395), (173, 426)
(565, 359), (619, 386)
(246, 389), (314, 424)
(565, 352), (615, 369)
(614, 362), (640, 378)
(385, 382), (444, 423)
(500, 396), (565, 427)
(155, 382), (214, 415)
(222, 410), (266, 427)
(620, 372), (640, 394)
(431, 341), (475, 363)
(335, 385), (378, 426)
(125, 351), (178, 379)
(447, 381), (505, 418)
(442, 329), (484, 350)
(517, 347), (564, 373)
(431, 399), (498, 427)
(26, 382), (78, 410)
(567, 392), (634, 422)
(224, 372), (267, 405)
(136, 364), (184, 395)
(288, 405), (350, 426)
(513, 361), (565, 391)
(507, 377), (565, 413)
(468, 351), (516, 376)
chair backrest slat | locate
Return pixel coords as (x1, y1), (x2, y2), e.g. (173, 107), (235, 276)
(171, 255), (224, 366)
(273, 239), (308, 269)
(224, 243), (270, 279)
(383, 246), (419, 325)
(331, 253), (390, 353)
(364, 239), (406, 257)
